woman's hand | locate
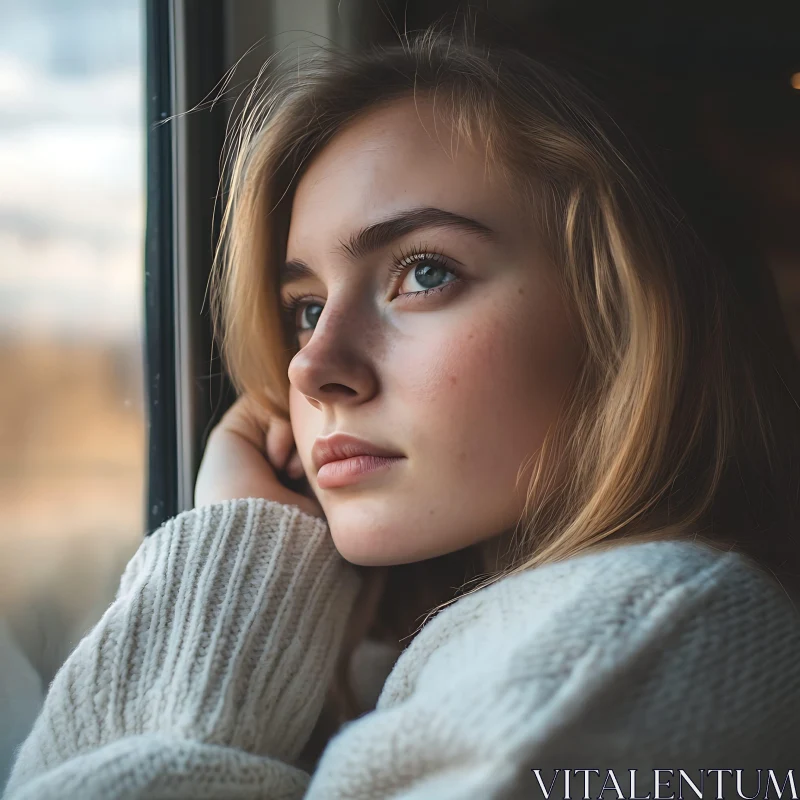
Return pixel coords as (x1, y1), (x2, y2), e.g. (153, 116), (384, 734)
(194, 394), (324, 519)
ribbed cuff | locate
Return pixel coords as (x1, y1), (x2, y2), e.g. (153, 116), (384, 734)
(6, 498), (362, 792)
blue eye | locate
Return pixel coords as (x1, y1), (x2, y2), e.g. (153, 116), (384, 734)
(280, 293), (323, 335)
(398, 260), (459, 295)
(298, 303), (323, 330)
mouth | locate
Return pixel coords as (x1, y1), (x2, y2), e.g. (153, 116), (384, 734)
(312, 433), (405, 489)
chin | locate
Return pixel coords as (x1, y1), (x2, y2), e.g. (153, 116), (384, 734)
(324, 502), (471, 567)
(322, 502), (416, 567)
(328, 522), (401, 567)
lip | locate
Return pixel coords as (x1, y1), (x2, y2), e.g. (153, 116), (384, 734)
(312, 433), (404, 489)
(312, 433), (404, 471)
(317, 454), (403, 489)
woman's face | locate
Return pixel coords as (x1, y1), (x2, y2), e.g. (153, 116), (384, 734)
(284, 96), (583, 566)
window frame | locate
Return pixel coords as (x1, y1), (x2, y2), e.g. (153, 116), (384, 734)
(144, 0), (230, 534)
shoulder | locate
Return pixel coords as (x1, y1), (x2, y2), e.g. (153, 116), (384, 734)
(432, 537), (797, 640)
(379, 538), (800, 718)
(324, 537), (800, 793)
(406, 537), (794, 643)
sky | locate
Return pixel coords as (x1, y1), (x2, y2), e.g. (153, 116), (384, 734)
(0, 0), (145, 341)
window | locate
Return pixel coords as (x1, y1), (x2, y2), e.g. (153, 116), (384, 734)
(0, 0), (145, 782)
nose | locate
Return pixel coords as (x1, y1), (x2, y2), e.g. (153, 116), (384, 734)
(287, 302), (379, 409)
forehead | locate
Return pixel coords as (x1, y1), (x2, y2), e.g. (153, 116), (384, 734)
(286, 96), (520, 254)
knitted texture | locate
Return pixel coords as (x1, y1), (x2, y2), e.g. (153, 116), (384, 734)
(4, 500), (800, 799)
(307, 540), (800, 798)
(3, 499), (361, 799)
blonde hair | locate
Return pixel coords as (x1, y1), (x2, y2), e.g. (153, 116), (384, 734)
(211, 22), (800, 759)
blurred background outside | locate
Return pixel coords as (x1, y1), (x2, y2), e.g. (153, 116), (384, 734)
(0, 0), (145, 782)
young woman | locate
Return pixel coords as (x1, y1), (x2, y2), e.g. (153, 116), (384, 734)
(5, 25), (800, 800)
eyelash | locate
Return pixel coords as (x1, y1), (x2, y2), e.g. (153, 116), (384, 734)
(279, 244), (463, 328)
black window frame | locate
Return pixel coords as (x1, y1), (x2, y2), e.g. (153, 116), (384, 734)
(143, 0), (230, 534)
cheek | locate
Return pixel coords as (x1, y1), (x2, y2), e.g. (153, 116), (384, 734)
(405, 298), (580, 473)
(398, 322), (518, 475)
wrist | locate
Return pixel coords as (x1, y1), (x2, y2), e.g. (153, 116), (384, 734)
(195, 483), (324, 520)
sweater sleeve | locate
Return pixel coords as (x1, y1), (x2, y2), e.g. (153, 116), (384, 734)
(302, 541), (800, 799)
(2, 498), (362, 800)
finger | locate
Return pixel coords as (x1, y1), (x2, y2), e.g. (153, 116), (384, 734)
(216, 395), (264, 450)
(286, 450), (305, 479)
(266, 417), (295, 471)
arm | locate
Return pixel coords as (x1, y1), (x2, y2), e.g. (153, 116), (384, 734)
(3, 498), (362, 800)
(304, 541), (800, 799)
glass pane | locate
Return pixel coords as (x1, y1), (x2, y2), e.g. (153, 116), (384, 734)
(0, 0), (145, 783)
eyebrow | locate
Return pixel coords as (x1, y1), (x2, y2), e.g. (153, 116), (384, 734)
(280, 206), (498, 287)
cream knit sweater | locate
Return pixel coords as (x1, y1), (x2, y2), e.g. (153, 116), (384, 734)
(3, 498), (799, 799)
